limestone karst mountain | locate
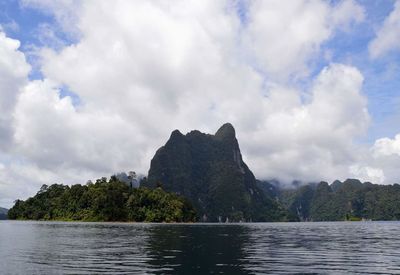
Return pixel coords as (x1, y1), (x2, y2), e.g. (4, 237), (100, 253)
(143, 123), (283, 222)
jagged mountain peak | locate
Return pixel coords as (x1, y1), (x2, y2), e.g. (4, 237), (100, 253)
(214, 122), (236, 140)
(170, 129), (184, 139)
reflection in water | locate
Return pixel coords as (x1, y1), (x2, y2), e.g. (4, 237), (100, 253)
(145, 224), (251, 274)
(1, 221), (400, 274)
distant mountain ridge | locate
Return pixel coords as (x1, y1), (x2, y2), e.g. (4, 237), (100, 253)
(143, 123), (284, 222)
(258, 179), (400, 221)
(0, 207), (8, 220)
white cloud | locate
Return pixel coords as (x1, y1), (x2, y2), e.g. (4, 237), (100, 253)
(331, 0), (365, 31)
(0, 30), (30, 149)
(367, 135), (400, 184)
(347, 135), (400, 185)
(241, 63), (369, 183)
(373, 134), (400, 157)
(349, 165), (385, 185)
(369, 0), (400, 58)
(242, 0), (364, 79)
(14, 79), (150, 174)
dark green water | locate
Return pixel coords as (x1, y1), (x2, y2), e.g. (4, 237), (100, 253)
(0, 221), (399, 274)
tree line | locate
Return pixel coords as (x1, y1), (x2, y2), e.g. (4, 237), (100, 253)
(8, 176), (197, 222)
(279, 179), (400, 221)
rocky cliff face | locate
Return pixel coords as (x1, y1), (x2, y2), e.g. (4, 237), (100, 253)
(143, 123), (281, 222)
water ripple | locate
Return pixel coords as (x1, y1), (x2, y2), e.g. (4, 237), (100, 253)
(1, 221), (400, 274)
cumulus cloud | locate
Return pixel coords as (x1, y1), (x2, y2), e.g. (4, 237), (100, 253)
(331, 0), (365, 31)
(242, 0), (364, 79)
(369, 0), (400, 58)
(14, 79), (150, 173)
(373, 134), (400, 157)
(0, 0), (398, 207)
(242, 64), (369, 182)
(0, 31), (30, 149)
(343, 135), (400, 185)
(349, 165), (385, 185)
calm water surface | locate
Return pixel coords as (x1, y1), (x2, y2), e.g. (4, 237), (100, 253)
(0, 221), (399, 274)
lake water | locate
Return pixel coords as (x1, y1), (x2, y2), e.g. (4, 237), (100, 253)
(0, 221), (399, 274)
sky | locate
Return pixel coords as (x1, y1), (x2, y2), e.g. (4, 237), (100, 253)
(1, 0), (400, 207)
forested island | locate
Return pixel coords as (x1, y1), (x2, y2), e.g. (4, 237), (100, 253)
(8, 176), (196, 222)
(7, 123), (400, 222)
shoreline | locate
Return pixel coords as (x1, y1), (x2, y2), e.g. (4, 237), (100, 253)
(2, 219), (387, 224)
